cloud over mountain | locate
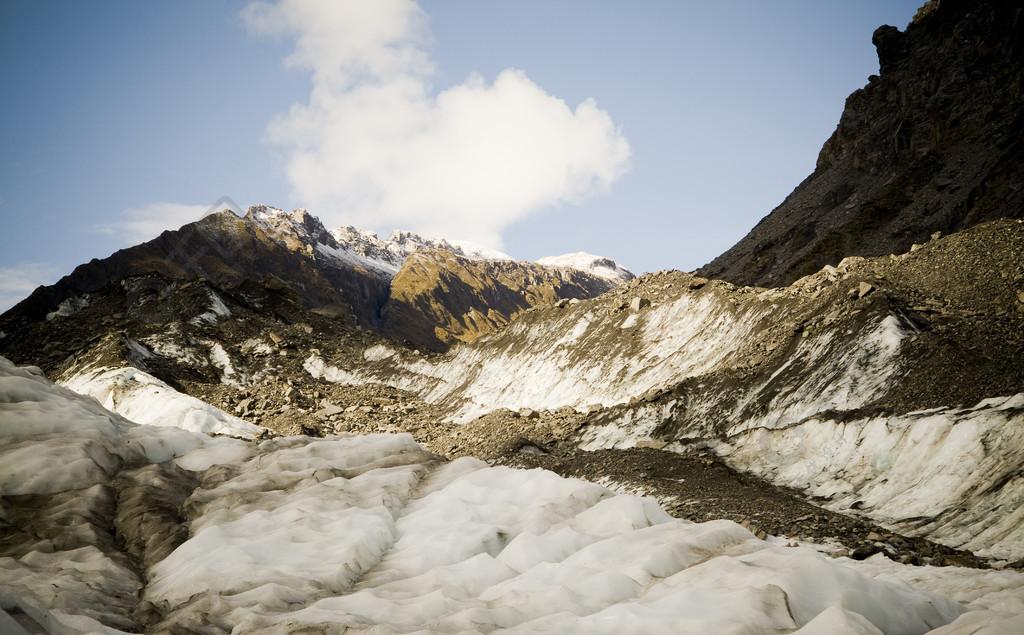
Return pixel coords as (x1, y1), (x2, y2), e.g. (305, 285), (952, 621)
(243, 0), (630, 248)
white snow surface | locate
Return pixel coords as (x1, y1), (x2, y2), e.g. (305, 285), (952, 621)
(304, 353), (363, 385)
(4, 355), (1023, 633)
(363, 343), (397, 362)
(536, 251), (635, 284)
(0, 356), (251, 632)
(61, 364), (263, 439)
(189, 290), (231, 326)
(248, 205), (514, 278)
(0, 358), (250, 494)
(205, 341), (244, 386)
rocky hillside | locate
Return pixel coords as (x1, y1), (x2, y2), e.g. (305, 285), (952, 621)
(700, 0), (1024, 286)
(6, 207), (390, 327)
(0, 206), (630, 354)
(381, 249), (618, 351)
(22, 218), (1022, 562)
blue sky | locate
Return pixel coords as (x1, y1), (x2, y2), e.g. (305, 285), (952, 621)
(0, 0), (922, 309)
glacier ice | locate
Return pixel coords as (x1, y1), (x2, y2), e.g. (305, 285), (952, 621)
(714, 394), (1024, 560)
(61, 365), (263, 439)
(2, 356), (1024, 634)
(307, 285), (1022, 562)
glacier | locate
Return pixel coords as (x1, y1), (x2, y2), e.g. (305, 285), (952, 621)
(302, 269), (1024, 561)
(2, 356), (1023, 633)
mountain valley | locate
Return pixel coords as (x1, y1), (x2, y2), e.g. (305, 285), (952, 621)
(2, 1), (1024, 633)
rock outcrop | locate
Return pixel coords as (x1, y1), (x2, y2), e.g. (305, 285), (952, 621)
(700, 0), (1024, 286)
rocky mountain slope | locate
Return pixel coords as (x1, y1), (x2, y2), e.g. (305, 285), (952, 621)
(33, 219), (1021, 566)
(6, 217), (1015, 561)
(700, 0), (1024, 286)
(8, 207), (390, 327)
(1, 205), (631, 354)
(3, 357), (1023, 634)
(330, 224), (514, 275)
(382, 249), (619, 351)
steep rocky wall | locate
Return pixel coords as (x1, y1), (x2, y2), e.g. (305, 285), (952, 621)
(700, 0), (1024, 287)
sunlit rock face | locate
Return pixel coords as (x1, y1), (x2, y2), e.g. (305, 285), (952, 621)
(381, 248), (618, 351)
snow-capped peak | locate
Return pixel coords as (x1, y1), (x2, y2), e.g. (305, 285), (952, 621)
(536, 252), (635, 284)
(329, 226), (512, 275)
(246, 204), (289, 221)
(384, 230), (512, 262)
(242, 205), (630, 284)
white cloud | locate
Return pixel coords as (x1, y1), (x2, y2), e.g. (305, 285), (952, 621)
(243, 0), (631, 248)
(0, 263), (60, 313)
(96, 202), (230, 244)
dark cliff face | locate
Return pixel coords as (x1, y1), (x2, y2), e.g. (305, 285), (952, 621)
(699, 0), (1024, 287)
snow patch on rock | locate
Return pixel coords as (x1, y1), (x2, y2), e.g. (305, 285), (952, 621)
(304, 354), (365, 385)
(45, 295), (89, 321)
(363, 344), (396, 362)
(205, 341), (243, 386)
(189, 290), (231, 326)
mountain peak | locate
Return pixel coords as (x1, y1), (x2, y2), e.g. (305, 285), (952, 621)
(536, 252), (635, 284)
(238, 205), (635, 284)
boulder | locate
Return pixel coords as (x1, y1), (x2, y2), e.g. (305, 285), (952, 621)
(630, 297), (651, 311)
